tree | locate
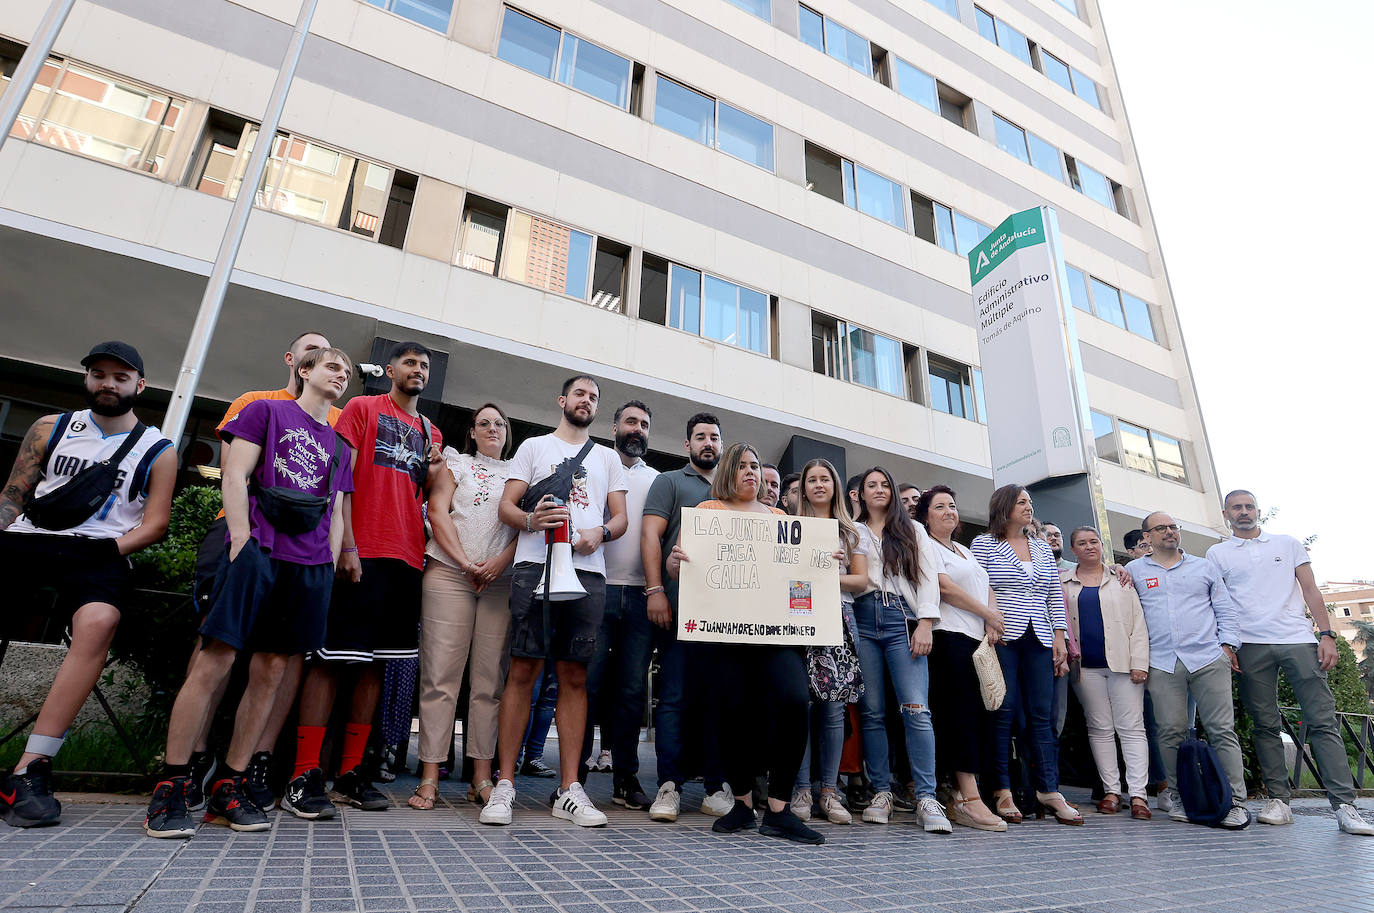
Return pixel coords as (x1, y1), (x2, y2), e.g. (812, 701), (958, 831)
(1352, 620), (1374, 704)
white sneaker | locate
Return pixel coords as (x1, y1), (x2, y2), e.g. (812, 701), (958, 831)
(862, 790), (893, 824)
(916, 796), (952, 834)
(1166, 791), (1187, 822)
(1257, 798), (1293, 826)
(1336, 804), (1374, 836)
(1157, 789), (1175, 813)
(592, 750), (613, 773)
(479, 779), (515, 826)
(700, 783), (733, 817)
(1218, 804), (1252, 830)
(789, 787), (812, 822)
(552, 782), (608, 827)
(648, 782), (680, 822)
(818, 792), (851, 824)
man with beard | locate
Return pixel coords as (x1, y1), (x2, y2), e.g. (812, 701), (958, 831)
(780, 472), (801, 515)
(898, 483), (921, 520)
(759, 463), (781, 508)
(642, 414), (733, 822)
(579, 401), (658, 808)
(287, 342), (442, 816)
(0, 342), (175, 828)
(482, 375), (628, 827)
(1044, 523), (1075, 572)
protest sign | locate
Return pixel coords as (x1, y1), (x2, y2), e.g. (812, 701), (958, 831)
(677, 507), (842, 646)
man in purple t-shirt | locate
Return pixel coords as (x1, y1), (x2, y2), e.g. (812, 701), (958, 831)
(144, 348), (354, 839)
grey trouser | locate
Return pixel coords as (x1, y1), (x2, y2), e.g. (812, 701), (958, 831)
(1237, 641), (1355, 808)
(1147, 656), (1246, 800)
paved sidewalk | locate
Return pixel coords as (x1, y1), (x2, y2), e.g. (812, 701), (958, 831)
(3, 756), (1372, 913)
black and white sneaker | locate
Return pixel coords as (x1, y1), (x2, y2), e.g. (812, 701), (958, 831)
(613, 777), (652, 810)
(281, 768), (337, 820)
(144, 777), (196, 838)
(552, 782), (608, 827)
(204, 777), (270, 832)
(244, 751), (275, 811)
(0, 758), (61, 828)
(332, 769), (390, 810)
(186, 752), (216, 812)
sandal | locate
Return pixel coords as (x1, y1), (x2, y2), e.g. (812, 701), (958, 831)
(947, 794), (1007, 832)
(1130, 797), (1152, 820)
(466, 778), (494, 805)
(408, 778), (438, 810)
(1036, 791), (1084, 826)
(993, 792), (1023, 824)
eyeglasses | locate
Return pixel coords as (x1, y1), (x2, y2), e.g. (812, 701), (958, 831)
(474, 419), (507, 430)
(1145, 523), (1180, 534)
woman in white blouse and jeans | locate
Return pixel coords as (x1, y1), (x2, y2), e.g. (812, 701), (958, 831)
(970, 484), (1081, 825)
(410, 404), (518, 810)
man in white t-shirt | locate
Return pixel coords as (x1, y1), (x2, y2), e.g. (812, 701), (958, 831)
(580, 401), (659, 810)
(482, 375), (628, 828)
(1207, 489), (1373, 836)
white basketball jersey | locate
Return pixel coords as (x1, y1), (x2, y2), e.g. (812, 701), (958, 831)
(8, 409), (173, 539)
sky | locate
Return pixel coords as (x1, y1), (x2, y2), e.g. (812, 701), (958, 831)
(1094, 0), (1372, 580)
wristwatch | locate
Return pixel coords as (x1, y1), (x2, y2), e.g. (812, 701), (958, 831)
(1318, 630), (1336, 640)
(602, 525), (612, 542)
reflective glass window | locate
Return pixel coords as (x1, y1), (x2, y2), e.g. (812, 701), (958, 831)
(993, 114), (1029, 164)
(717, 103), (774, 171)
(365, 0), (452, 32)
(894, 58), (938, 113)
(1151, 432), (1186, 482)
(1071, 67), (1101, 109)
(812, 314), (849, 381)
(926, 0), (958, 16)
(557, 34), (631, 109)
(1065, 266), (1092, 313)
(933, 203), (957, 253)
(263, 135), (392, 236)
(1077, 160), (1115, 209)
(928, 357), (970, 418)
(972, 368), (987, 423)
(995, 20), (1032, 66)
(1041, 51), (1073, 93)
(1090, 410), (1118, 463)
(1090, 278), (1126, 329)
(1118, 420), (1155, 474)
(667, 264), (702, 335)
(503, 211), (594, 298)
(824, 18), (871, 75)
(702, 276), (768, 353)
(1027, 131), (1063, 181)
(496, 8), (560, 78)
(799, 5), (825, 52)
(953, 212), (989, 257)
(654, 76), (715, 146)
(1122, 291), (1155, 341)
(852, 163), (905, 229)
(727, 0), (770, 19)
(975, 7), (997, 43)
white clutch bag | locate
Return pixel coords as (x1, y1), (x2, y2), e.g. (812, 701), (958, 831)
(972, 635), (1006, 712)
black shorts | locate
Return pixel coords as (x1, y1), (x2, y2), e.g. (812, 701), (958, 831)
(508, 562), (605, 665)
(199, 538), (333, 655)
(316, 557), (422, 662)
(0, 531), (131, 637)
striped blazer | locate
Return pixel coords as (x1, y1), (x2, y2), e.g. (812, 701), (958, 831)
(970, 534), (1067, 648)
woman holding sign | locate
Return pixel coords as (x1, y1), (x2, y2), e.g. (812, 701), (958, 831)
(852, 467), (951, 834)
(665, 442), (823, 845)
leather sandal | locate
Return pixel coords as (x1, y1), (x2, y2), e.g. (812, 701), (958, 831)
(1130, 797), (1152, 820)
(1096, 794), (1121, 815)
(993, 792), (1023, 824)
(466, 778), (494, 805)
(1036, 791), (1084, 826)
(947, 794), (1007, 832)
(408, 778), (438, 810)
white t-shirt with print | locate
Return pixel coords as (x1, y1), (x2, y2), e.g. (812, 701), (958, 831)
(508, 434), (628, 576)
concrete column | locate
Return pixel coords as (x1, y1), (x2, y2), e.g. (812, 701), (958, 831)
(772, 0), (799, 38)
(452, 0), (504, 54)
(405, 176), (464, 262)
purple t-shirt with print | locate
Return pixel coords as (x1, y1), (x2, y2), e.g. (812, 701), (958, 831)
(221, 398), (353, 565)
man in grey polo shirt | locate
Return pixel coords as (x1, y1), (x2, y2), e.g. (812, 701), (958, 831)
(1207, 490), (1373, 836)
(1127, 510), (1249, 829)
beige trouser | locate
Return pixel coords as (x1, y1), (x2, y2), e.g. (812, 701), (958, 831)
(417, 561), (512, 763)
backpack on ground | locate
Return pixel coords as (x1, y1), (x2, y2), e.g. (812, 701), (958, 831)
(1176, 728), (1248, 828)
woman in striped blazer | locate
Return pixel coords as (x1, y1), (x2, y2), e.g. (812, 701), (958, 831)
(970, 484), (1082, 826)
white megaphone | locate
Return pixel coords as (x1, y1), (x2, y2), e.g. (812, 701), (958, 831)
(534, 502), (586, 601)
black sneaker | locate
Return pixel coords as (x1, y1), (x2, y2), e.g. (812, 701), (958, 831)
(332, 769), (390, 810)
(186, 752), (216, 812)
(711, 800), (757, 834)
(892, 783), (917, 812)
(520, 758), (558, 778)
(204, 777), (270, 832)
(613, 777), (652, 810)
(244, 751), (275, 811)
(0, 758), (61, 828)
(760, 807), (825, 845)
(281, 768), (337, 820)
(144, 777), (196, 838)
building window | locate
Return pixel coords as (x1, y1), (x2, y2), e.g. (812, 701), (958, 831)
(1040, 50), (1074, 94)
(455, 195), (509, 275)
(1066, 155), (1128, 216)
(972, 368), (988, 424)
(893, 57), (938, 113)
(1089, 277), (1127, 329)
(378, 169), (417, 249)
(655, 76), (773, 171)
(1069, 264), (1159, 343)
(992, 113), (1030, 165)
(1052, 0), (1080, 14)
(911, 193), (988, 256)
(502, 210), (595, 299)
(975, 7), (1033, 66)
(798, 5), (872, 77)
(497, 8), (632, 110)
(1071, 68), (1102, 109)
(364, 0), (452, 32)
(1091, 410), (1118, 463)
(590, 239), (629, 312)
(812, 312), (849, 382)
(1027, 131), (1064, 181)
(1065, 265), (1092, 313)
(937, 83), (973, 130)
(811, 312), (907, 398)
(641, 260), (769, 355)
(1151, 431), (1186, 483)
(1121, 291), (1156, 341)
(704, 275), (769, 352)
(1093, 413), (1189, 483)
(928, 355), (974, 419)
(726, 0), (771, 20)
(805, 143), (904, 228)
(926, 0), (959, 16)
(953, 210), (990, 256)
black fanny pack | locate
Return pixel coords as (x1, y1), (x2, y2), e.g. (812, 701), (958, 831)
(250, 436), (341, 535)
(517, 438), (595, 512)
(25, 417), (146, 532)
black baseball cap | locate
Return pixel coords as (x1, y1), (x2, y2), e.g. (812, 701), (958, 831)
(81, 341), (145, 376)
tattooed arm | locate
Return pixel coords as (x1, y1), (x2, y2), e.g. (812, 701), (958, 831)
(0, 415), (57, 531)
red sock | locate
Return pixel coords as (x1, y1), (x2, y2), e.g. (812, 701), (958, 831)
(341, 723), (370, 776)
(293, 726), (325, 779)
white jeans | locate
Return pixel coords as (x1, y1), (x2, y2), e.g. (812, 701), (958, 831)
(1072, 666), (1148, 799)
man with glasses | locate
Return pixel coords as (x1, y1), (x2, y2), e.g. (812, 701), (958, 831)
(1126, 512), (1248, 829)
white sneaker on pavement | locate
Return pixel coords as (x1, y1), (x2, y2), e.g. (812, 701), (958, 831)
(552, 782), (608, 827)
(1218, 804), (1252, 830)
(479, 779), (515, 826)
(1166, 790), (1188, 822)
(1157, 789), (1175, 813)
(1336, 804), (1374, 836)
(700, 783), (733, 817)
(789, 787), (812, 822)
(862, 790), (893, 824)
(649, 782), (680, 822)
(818, 792), (851, 824)
(916, 796), (952, 834)
(1257, 798), (1293, 826)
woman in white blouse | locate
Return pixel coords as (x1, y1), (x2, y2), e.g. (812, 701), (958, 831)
(916, 485), (1006, 831)
(970, 484), (1081, 825)
(410, 404), (518, 810)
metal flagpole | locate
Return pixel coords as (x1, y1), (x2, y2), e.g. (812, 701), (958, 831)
(0, 0), (78, 151)
(160, 0), (320, 446)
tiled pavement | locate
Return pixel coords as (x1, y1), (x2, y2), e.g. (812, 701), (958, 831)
(3, 753), (1373, 913)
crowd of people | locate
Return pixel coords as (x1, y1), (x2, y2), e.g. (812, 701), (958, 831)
(0, 335), (1370, 844)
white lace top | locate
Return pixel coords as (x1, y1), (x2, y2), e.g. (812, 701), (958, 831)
(425, 447), (515, 569)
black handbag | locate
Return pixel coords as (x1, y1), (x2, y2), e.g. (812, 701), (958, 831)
(249, 434), (342, 535)
(25, 416), (146, 531)
(517, 438), (596, 512)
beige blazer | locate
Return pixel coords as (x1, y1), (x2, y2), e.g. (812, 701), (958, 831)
(1059, 565), (1150, 674)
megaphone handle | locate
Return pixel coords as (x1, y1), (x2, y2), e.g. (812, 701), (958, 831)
(542, 533), (555, 662)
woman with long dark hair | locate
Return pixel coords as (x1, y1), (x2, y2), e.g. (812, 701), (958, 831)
(851, 466), (950, 833)
(971, 484), (1081, 825)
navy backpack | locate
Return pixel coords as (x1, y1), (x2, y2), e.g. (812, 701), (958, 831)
(1176, 728), (1250, 828)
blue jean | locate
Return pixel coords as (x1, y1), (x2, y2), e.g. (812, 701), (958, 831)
(794, 699), (845, 793)
(853, 593), (937, 798)
(583, 585), (654, 779)
(521, 663), (559, 762)
(992, 630), (1059, 792)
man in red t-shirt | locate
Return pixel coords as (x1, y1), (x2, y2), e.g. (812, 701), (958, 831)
(285, 342), (442, 817)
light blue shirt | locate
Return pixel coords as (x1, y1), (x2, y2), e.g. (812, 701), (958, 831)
(1127, 552), (1239, 673)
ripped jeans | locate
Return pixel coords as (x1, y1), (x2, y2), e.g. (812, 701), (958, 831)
(853, 592), (937, 798)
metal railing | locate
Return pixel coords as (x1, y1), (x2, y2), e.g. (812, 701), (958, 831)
(1277, 705), (1374, 790)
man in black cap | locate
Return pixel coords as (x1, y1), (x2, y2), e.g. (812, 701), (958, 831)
(0, 342), (176, 828)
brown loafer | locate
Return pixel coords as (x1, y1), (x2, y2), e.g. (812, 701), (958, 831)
(1096, 794), (1121, 815)
(1130, 798), (1152, 820)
